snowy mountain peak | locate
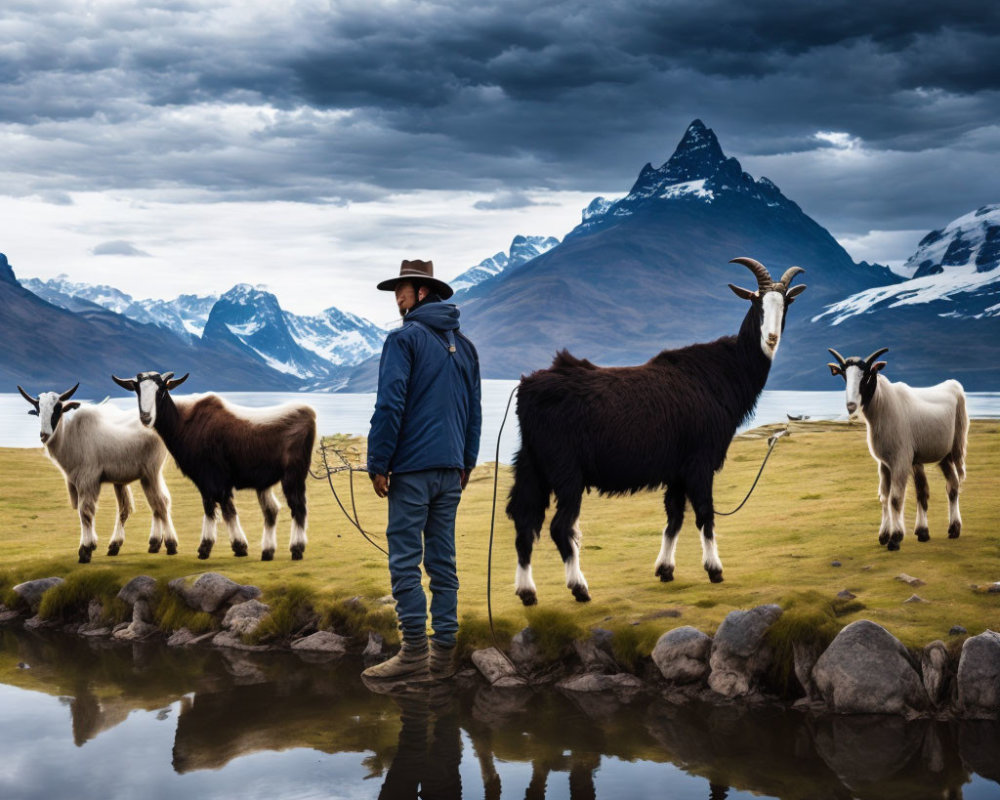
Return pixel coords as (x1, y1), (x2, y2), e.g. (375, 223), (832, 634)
(900, 203), (1000, 279)
(451, 234), (560, 293)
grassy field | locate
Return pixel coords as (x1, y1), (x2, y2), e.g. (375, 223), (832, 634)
(1, 421), (998, 654)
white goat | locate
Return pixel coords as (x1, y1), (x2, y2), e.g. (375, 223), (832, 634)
(827, 349), (968, 550)
(18, 383), (178, 563)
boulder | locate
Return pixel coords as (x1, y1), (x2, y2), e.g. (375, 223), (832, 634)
(472, 647), (519, 684)
(132, 599), (154, 625)
(168, 573), (259, 613)
(921, 640), (951, 707)
(212, 631), (269, 651)
(573, 632), (618, 674)
(291, 631), (349, 654)
(708, 604), (782, 698)
(956, 630), (1000, 718)
(510, 628), (543, 672)
(557, 673), (643, 693)
(117, 575), (158, 607)
(652, 626), (712, 684)
(792, 640), (826, 699)
(113, 619), (158, 641)
(12, 577), (64, 614)
(87, 599), (104, 625)
(812, 620), (929, 715)
(363, 631), (385, 662)
(222, 599), (271, 636)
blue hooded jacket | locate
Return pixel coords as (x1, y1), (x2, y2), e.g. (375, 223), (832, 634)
(367, 300), (482, 476)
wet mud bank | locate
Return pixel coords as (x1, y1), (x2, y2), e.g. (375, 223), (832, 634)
(3, 572), (998, 721)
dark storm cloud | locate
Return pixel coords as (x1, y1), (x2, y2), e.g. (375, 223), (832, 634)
(1, 0), (998, 232)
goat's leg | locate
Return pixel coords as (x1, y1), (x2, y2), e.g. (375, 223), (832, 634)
(550, 489), (589, 602)
(143, 473), (178, 555)
(877, 462), (892, 546)
(197, 496), (218, 560)
(886, 466), (908, 551)
(507, 448), (549, 606)
(220, 495), (249, 557)
(912, 464), (930, 542)
(108, 483), (133, 556)
(67, 481), (79, 510)
(257, 488), (280, 561)
(281, 474), (308, 560)
(688, 473), (722, 583)
(76, 487), (99, 564)
(939, 457), (962, 538)
(654, 483), (685, 582)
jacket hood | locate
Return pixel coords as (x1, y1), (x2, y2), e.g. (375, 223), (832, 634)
(406, 300), (460, 331)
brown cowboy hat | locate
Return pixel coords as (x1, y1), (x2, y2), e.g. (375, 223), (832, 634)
(376, 259), (454, 300)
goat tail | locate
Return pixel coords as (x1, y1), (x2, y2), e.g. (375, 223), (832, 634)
(952, 388), (968, 482)
(505, 445), (550, 539)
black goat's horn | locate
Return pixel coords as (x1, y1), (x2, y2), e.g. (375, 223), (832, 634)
(779, 266), (805, 287)
(730, 257), (771, 292)
(59, 382), (80, 401)
(17, 385), (39, 407)
(864, 347), (889, 367)
(827, 348), (847, 368)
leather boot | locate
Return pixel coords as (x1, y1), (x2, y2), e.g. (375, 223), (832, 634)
(362, 638), (429, 681)
(429, 640), (457, 680)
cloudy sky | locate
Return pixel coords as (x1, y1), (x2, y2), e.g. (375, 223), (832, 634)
(1, 0), (997, 324)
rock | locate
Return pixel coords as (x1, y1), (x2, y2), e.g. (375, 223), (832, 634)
(903, 594), (926, 604)
(949, 625), (967, 636)
(921, 641), (951, 706)
(80, 626), (110, 637)
(117, 575), (158, 606)
(168, 573), (260, 613)
(132, 598), (154, 624)
(472, 647), (519, 684)
(792, 640), (826, 699)
(896, 573), (925, 587)
(510, 628), (543, 671)
(573, 634), (618, 674)
(222, 599), (270, 636)
(836, 590), (856, 600)
(956, 630), (1000, 718)
(812, 620), (929, 715)
(831, 561), (842, 567)
(167, 628), (197, 647)
(24, 615), (54, 630)
(492, 676), (530, 689)
(652, 626), (712, 684)
(0, 608), (21, 624)
(113, 620), (158, 640)
(12, 577), (64, 614)
(557, 673), (643, 693)
(363, 631), (385, 662)
(212, 631), (269, 651)
(291, 631), (349, 654)
(708, 604), (782, 698)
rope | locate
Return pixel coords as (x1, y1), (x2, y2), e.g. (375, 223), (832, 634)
(714, 427), (788, 516)
(311, 440), (389, 557)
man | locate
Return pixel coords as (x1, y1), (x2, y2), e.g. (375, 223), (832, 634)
(364, 259), (482, 681)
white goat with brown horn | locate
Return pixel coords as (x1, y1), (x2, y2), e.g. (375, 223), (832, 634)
(827, 348), (968, 550)
(17, 383), (177, 563)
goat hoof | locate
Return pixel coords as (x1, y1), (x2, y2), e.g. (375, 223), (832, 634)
(517, 590), (537, 607)
(261, 550), (274, 562)
(165, 543), (177, 556)
(232, 542), (248, 557)
(948, 523), (961, 539)
(571, 585), (591, 603)
(107, 543), (121, 557)
(197, 543), (213, 560)
(878, 531), (890, 546)
(707, 569), (724, 583)
(290, 546), (304, 561)
(915, 527), (930, 542)
(147, 541), (161, 554)
(887, 539), (901, 552)
(655, 564), (674, 582)
(78, 546), (92, 564)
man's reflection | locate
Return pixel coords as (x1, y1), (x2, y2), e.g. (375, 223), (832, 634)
(378, 690), (462, 800)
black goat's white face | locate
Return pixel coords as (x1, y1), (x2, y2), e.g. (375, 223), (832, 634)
(17, 384), (80, 444)
(759, 291), (786, 360)
(727, 258), (806, 361)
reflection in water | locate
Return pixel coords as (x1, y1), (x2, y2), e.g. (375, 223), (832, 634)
(1, 627), (998, 800)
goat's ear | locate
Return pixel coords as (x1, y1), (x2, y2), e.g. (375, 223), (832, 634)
(62, 401), (81, 412)
(872, 361), (887, 373)
(827, 362), (843, 377)
(728, 283), (757, 301)
(165, 373), (189, 391)
(27, 409), (38, 416)
(111, 375), (137, 392)
(786, 284), (807, 303)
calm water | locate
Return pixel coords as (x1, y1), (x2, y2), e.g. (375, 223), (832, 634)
(0, 627), (997, 800)
(3, 384), (999, 464)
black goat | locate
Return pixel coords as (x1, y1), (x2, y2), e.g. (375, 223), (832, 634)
(506, 258), (806, 605)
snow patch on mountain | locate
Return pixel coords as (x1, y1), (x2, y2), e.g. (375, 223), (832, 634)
(898, 204), (1000, 278)
(660, 179), (714, 201)
(451, 234), (560, 292)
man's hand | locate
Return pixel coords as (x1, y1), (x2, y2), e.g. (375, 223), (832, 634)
(371, 473), (389, 498)
(460, 468), (472, 491)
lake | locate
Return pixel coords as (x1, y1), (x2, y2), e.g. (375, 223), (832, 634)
(1, 627), (997, 800)
(2, 383), (999, 465)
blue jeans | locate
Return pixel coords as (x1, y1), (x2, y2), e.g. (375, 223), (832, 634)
(386, 469), (462, 647)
